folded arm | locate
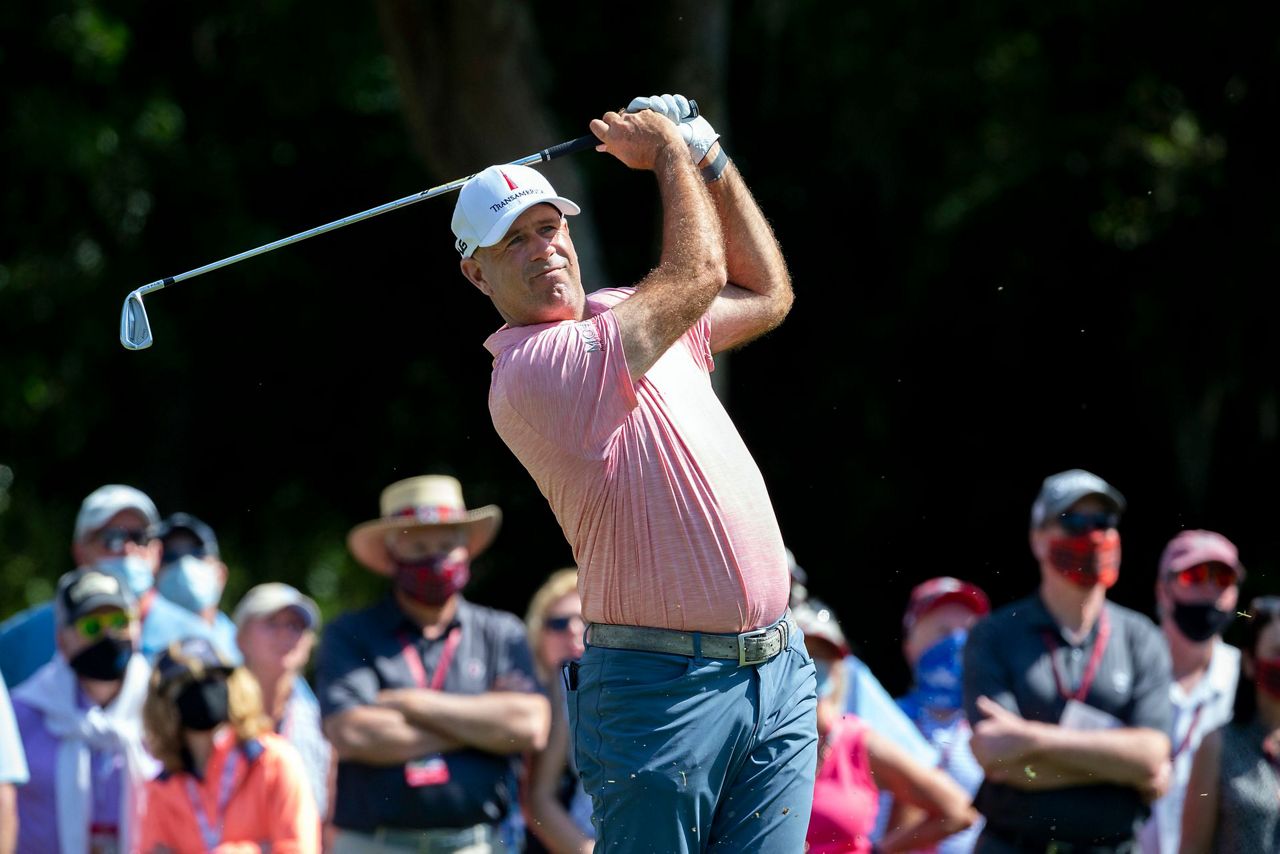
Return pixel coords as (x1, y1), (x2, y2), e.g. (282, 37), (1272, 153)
(322, 706), (462, 766)
(379, 688), (550, 755)
(866, 727), (978, 852)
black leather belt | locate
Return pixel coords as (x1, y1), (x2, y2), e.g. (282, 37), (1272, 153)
(585, 613), (794, 666)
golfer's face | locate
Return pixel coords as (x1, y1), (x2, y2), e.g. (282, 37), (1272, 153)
(468, 204), (583, 325)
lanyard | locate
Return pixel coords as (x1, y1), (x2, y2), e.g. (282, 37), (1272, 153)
(1041, 610), (1111, 703)
(399, 626), (462, 690)
(185, 748), (239, 852)
(1171, 702), (1206, 760)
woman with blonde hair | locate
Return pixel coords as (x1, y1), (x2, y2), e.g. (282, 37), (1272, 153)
(521, 569), (593, 853)
(139, 636), (319, 853)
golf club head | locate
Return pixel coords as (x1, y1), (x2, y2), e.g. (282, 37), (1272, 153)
(120, 291), (154, 350)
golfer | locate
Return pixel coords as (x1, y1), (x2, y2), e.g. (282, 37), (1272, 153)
(452, 94), (814, 851)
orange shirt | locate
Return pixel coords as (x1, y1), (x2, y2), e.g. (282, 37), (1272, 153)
(139, 729), (319, 854)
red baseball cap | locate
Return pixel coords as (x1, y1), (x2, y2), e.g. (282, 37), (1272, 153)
(1159, 529), (1245, 580)
(903, 577), (990, 634)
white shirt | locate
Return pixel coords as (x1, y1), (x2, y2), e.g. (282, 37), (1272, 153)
(1140, 637), (1239, 854)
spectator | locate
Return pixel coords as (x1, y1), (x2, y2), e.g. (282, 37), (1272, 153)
(9, 567), (157, 854)
(1179, 595), (1280, 852)
(154, 512), (241, 659)
(234, 582), (332, 821)
(318, 474), (550, 853)
(139, 636), (319, 853)
(0, 673), (28, 854)
(964, 469), (1173, 853)
(1141, 530), (1243, 854)
(0, 485), (229, 686)
(897, 576), (991, 854)
(787, 550), (941, 776)
(521, 568), (593, 854)
(799, 600), (978, 853)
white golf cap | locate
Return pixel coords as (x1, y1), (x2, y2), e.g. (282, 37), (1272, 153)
(74, 484), (160, 541)
(233, 582), (321, 631)
(451, 164), (580, 258)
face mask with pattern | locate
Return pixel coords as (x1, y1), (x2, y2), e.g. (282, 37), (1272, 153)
(1047, 530), (1121, 589)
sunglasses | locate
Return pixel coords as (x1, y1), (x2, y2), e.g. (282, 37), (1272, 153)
(544, 615), (585, 633)
(96, 527), (151, 550)
(73, 610), (132, 640)
(1057, 511), (1120, 536)
(1171, 562), (1238, 590)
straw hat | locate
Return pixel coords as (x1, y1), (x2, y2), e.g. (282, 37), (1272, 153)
(347, 475), (502, 575)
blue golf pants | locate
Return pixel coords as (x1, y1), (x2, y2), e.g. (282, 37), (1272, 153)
(566, 623), (818, 852)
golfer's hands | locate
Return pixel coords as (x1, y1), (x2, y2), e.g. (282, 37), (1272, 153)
(627, 93), (720, 166)
(590, 108), (687, 172)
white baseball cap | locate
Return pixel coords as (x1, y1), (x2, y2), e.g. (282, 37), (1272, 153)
(74, 484), (160, 541)
(233, 582), (321, 630)
(451, 164), (580, 258)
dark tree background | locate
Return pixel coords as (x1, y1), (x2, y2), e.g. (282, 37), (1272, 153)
(3, 1), (1277, 693)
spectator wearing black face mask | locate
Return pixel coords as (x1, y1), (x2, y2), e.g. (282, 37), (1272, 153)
(1140, 530), (1244, 854)
(138, 636), (319, 853)
(9, 566), (159, 854)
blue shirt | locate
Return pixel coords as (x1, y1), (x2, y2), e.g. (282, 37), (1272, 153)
(842, 654), (939, 768)
(0, 596), (240, 689)
(279, 674), (332, 820)
(0, 673), (28, 785)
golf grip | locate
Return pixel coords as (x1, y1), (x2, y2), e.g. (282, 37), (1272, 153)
(538, 99), (700, 163)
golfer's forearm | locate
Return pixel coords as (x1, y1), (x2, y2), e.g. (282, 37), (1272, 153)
(653, 143), (725, 301)
(323, 707), (459, 764)
(705, 144), (792, 308)
(398, 691), (551, 754)
(1026, 723), (1169, 787)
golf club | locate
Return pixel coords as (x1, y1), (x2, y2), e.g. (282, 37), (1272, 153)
(120, 101), (699, 350)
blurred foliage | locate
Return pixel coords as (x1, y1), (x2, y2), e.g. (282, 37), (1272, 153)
(2, 0), (1278, 690)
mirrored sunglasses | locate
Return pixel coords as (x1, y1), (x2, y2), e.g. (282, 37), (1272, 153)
(1058, 511), (1120, 536)
(73, 610), (132, 640)
(1172, 562), (1237, 590)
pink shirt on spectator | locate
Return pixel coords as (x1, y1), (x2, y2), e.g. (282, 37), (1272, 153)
(483, 288), (789, 633)
(808, 715), (879, 854)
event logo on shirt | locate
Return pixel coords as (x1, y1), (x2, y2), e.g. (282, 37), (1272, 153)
(576, 320), (601, 352)
(1112, 670), (1131, 694)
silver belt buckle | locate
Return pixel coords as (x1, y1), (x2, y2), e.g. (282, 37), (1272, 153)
(737, 623), (782, 665)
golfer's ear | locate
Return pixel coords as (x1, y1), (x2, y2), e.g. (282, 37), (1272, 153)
(460, 257), (491, 295)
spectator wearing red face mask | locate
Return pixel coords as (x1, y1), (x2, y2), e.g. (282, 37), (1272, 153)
(316, 475), (550, 853)
(1179, 595), (1280, 853)
(964, 469), (1173, 853)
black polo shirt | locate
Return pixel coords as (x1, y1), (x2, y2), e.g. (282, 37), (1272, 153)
(317, 595), (539, 832)
(963, 593), (1172, 845)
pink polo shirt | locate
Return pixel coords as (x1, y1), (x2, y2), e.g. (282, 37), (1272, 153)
(484, 288), (789, 633)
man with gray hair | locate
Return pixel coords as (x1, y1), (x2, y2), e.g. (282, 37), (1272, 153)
(964, 469), (1173, 853)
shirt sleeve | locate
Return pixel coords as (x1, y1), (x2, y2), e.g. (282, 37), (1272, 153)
(964, 613), (1021, 725)
(1124, 613), (1174, 734)
(0, 674), (29, 784)
(315, 617), (381, 718)
(488, 613), (541, 694)
(495, 308), (638, 458)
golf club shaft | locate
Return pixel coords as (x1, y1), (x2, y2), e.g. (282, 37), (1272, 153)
(134, 133), (602, 297)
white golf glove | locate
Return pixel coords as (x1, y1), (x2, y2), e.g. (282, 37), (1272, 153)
(626, 93), (720, 165)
